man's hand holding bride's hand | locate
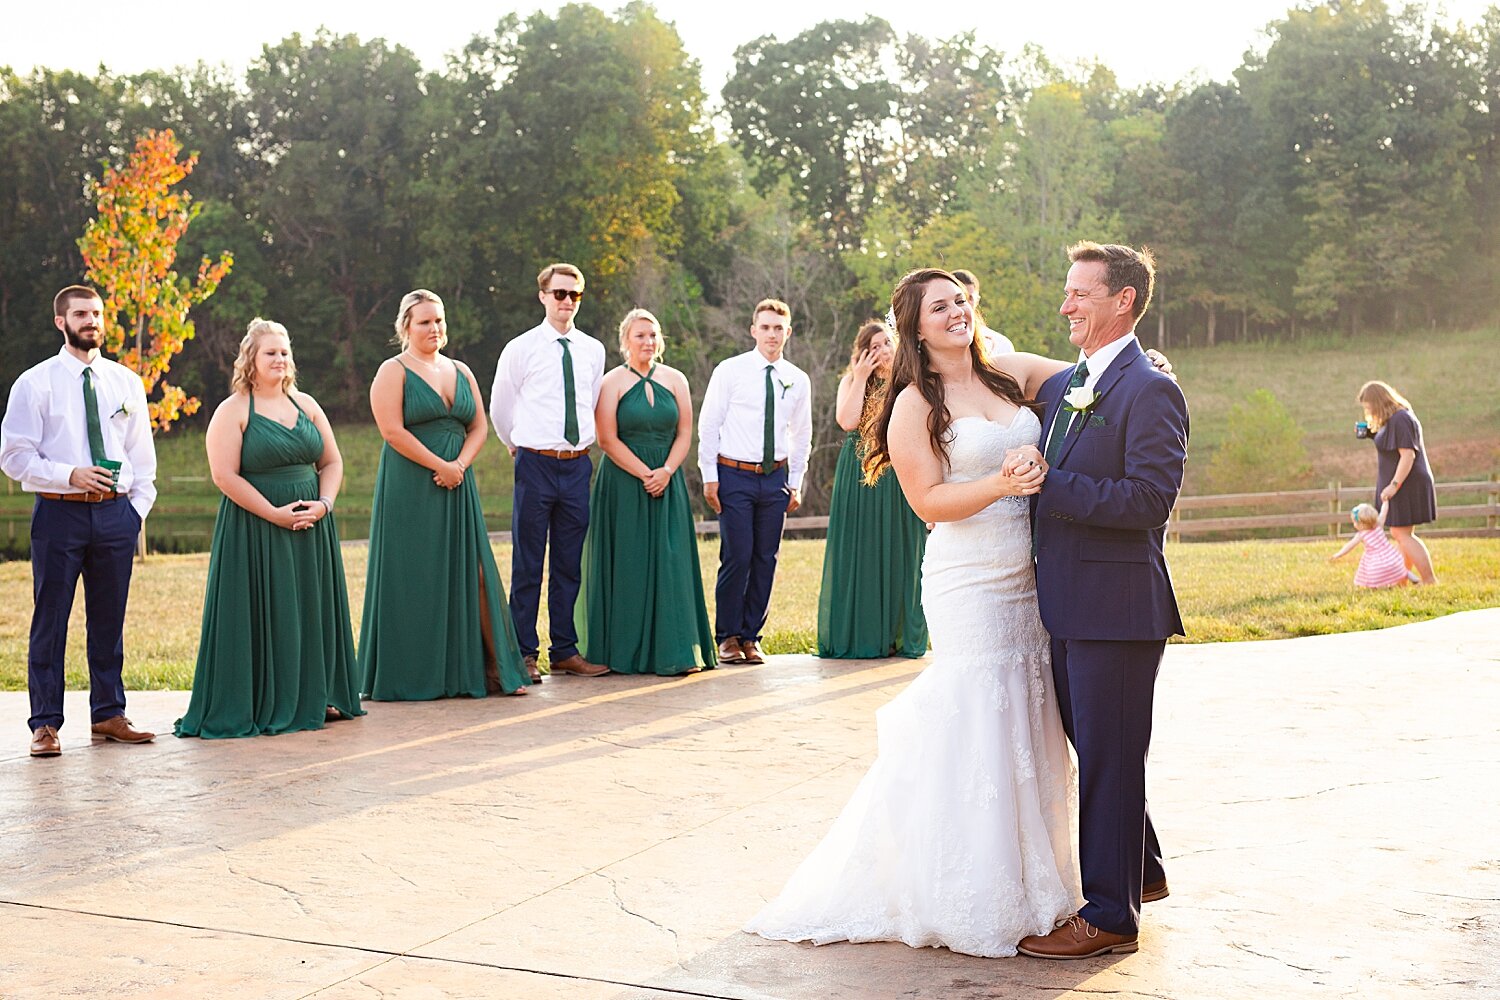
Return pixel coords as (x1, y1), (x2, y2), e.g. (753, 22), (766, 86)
(1001, 445), (1046, 477)
(996, 445), (1047, 497)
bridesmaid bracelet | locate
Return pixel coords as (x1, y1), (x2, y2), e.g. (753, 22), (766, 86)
(317, 496), (333, 513)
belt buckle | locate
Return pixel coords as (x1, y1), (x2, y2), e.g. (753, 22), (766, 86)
(85, 492), (103, 503)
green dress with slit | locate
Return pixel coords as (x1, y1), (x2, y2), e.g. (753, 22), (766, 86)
(816, 429), (929, 658)
(358, 364), (528, 699)
(175, 393), (365, 738)
(577, 366), (715, 675)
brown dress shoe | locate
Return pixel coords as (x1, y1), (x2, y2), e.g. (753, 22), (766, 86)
(1018, 913), (1138, 959)
(30, 726), (61, 757)
(524, 654), (543, 684)
(739, 640), (765, 665)
(549, 654), (610, 677)
(717, 637), (746, 664)
(90, 716), (156, 744)
(1141, 879), (1169, 903)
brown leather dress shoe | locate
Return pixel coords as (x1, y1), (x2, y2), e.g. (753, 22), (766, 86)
(739, 640), (765, 665)
(90, 716), (156, 744)
(524, 654), (543, 684)
(549, 654), (610, 677)
(30, 726), (61, 757)
(1018, 913), (1138, 959)
(1141, 878), (1169, 903)
(717, 637), (746, 664)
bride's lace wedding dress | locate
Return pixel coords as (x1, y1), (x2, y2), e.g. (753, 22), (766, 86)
(746, 411), (1081, 958)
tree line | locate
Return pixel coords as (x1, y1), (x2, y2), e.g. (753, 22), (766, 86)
(2, 0), (1496, 510)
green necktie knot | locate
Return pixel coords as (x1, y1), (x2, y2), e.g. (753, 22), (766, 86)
(1043, 360), (1090, 467)
(558, 338), (579, 446)
(82, 368), (107, 465)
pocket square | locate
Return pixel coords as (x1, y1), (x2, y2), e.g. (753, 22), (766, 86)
(1087, 413), (1108, 427)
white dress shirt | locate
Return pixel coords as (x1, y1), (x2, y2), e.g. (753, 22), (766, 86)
(489, 321), (608, 451)
(1055, 333), (1140, 437)
(697, 349), (813, 490)
(0, 347), (158, 518)
(1080, 333), (1139, 394)
(980, 324), (1015, 356)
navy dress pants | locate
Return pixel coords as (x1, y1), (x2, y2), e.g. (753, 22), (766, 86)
(27, 497), (140, 733)
(714, 464), (788, 644)
(510, 450), (592, 661)
(1050, 635), (1168, 936)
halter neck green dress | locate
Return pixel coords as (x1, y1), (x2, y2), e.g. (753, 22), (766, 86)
(578, 366), (715, 675)
(358, 363), (528, 699)
(816, 428), (929, 658)
(175, 393), (365, 738)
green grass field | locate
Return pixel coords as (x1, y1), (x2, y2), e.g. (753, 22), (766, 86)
(2, 536), (1496, 692)
(1, 324), (1494, 556)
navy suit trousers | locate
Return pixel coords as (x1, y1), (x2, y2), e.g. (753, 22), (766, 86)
(510, 450), (592, 661)
(714, 464), (788, 643)
(1050, 635), (1168, 936)
(27, 497), (140, 732)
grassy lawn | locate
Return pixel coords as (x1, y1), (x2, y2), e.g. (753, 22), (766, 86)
(2, 325), (1494, 557)
(2, 536), (1496, 692)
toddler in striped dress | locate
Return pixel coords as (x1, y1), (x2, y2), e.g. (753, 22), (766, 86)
(1328, 501), (1413, 589)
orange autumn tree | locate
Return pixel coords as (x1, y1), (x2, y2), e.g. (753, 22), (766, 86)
(78, 128), (233, 431)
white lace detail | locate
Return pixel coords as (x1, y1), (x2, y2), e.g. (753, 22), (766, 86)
(746, 412), (1082, 958)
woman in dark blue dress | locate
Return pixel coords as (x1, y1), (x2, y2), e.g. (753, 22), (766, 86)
(1358, 380), (1437, 584)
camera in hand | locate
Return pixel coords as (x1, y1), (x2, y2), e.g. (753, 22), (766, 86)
(1355, 421), (1373, 440)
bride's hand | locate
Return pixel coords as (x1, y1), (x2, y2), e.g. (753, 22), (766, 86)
(1001, 445), (1046, 477)
(994, 462), (1045, 498)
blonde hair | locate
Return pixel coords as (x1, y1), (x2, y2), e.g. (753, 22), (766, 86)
(1357, 380), (1412, 430)
(617, 308), (664, 362)
(394, 289), (445, 350)
(1350, 503), (1379, 530)
(752, 298), (791, 323)
(231, 319), (296, 395)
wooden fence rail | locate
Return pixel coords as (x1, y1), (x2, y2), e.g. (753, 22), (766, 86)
(7, 475), (1498, 550)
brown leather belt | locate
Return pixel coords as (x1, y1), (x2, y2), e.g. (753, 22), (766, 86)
(718, 456), (787, 474)
(522, 446), (589, 460)
(38, 491), (124, 503)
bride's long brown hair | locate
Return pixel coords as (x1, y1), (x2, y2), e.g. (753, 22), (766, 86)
(861, 268), (1036, 483)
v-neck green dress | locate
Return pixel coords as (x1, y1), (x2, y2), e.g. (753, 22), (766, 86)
(175, 393), (365, 738)
(577, 366), (715, 675)
(358, 364), (528, 699)
(816, 429), (929, 658)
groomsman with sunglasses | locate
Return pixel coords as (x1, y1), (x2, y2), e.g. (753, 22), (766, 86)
(491, 263), (610, 681)
(697, 298), (812, 666)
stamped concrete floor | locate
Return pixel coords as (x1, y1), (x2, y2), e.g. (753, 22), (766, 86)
(2, 609), (1498, 1000)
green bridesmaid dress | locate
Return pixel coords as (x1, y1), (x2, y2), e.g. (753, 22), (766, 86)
(358, 364), (528, 700)
(175, 394), (365, 738)
(577, 366), (715, 675)
(816, 430), (929, 658)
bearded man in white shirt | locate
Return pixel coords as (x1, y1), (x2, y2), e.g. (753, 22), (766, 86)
(697, 299), (813, 666)
(0, 286), (159, 757)
(490, 263), (610, 680)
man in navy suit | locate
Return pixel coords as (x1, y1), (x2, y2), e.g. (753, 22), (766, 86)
(1014, 243), (1189, 959)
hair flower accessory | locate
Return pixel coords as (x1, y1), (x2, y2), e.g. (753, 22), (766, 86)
(1063, 386), (1098, 414)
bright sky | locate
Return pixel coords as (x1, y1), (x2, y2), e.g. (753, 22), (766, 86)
(3, 1), (1492, 94)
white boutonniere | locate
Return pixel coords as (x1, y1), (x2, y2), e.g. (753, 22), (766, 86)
(1062, 386), (1098, 414)
(112, 401), (134, 420)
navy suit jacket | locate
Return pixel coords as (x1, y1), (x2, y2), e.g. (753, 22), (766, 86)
(1033, 341), (1189, 641)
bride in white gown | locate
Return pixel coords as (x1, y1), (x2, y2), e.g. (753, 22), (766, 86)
(746, 268), (1083, 958)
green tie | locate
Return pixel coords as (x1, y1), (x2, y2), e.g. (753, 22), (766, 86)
(762, 364), (777, 474)
(1043, 360), (1089, 467)
(82, 368), (107, 465)
(558, 338), (579, 446)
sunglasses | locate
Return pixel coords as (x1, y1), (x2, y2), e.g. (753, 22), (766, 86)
(546, 289), (584, 303)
